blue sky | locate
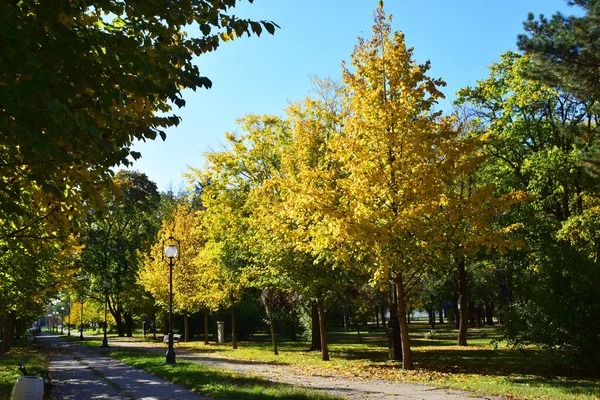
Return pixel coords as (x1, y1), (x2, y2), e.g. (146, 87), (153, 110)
(128, 0), (577, 192)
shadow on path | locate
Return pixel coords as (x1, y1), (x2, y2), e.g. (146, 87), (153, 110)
(40, 335), (206, 400)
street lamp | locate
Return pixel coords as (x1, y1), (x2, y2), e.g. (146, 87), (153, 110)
(67, 299), (71, 336)
(102, 281), (110, 347)
(163, 236), (180, 364)
(60, 306), (65, 334)
(79, 296), (85, 340)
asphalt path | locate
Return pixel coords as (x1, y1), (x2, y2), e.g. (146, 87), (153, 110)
(38, 334), (206, 400)
(103, 339), (502, 400)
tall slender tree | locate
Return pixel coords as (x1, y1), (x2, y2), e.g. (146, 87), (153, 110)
(333, 3), (515, 367)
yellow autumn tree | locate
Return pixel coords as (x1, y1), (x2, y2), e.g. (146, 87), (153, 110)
(268, 79), (369, 361)
(334, 4), (486, 369)
(188, 114), (290, 349)
(140, 202), (223, 342)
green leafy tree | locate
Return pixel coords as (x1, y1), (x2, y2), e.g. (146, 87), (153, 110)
(79, 170), (160, 337)
(518, 0), (600, 100)
(0, 1), (277, 293)
(0, 233), (80, 353)
(190, 115), (290, 349)
(457, 51), (600, 371)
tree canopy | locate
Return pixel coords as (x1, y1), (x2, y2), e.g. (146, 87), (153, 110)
(518, 0), (600, 100)
(0, 0), (277, 246)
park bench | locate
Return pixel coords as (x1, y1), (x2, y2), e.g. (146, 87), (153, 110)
(163, 334), (181, 344)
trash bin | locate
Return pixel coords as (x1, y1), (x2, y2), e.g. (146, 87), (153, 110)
(217, 321), (225, 344)
(11, 376), (44, 400)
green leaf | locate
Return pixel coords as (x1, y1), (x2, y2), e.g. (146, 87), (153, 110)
(264, 22), (276, 35)
(250, 22), (262, 37)
(200, 24), (211, 36)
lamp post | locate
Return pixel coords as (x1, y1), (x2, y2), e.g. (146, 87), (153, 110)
(102, 281), (110, 347)
(80, 296), (85, 340)
(67, 299), (71, 336)
(60, 306), (65, 334)
(163, 236), (180, 364)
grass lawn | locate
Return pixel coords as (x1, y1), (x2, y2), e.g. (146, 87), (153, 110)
(0, 339), (49, 400)
(172, 324), (600, 400)
(74, 324), (600, 400)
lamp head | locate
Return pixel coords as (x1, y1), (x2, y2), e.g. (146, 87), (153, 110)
(165, 244), (178, 258)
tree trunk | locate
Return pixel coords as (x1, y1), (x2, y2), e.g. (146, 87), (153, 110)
(496, 269), (513, 324)
(231, 295), (237, 349)
(116, 319), (125, 336)
(452, 296), (460, 329)
(152, 313), (157, 340)
(381, 301), (387, 327)
(342, 302), (351, 332)
(356, 322), (362, 345)
(110, 299), (125, 337)
(316, 298), (329, 361)
(0, 314), (4, 356)
(204, 310), (209, 345)
(389, 283), (402, 361)
(457, 254), (469, 346)
(394, 275), (413, 369)
(485, 301), (495, 326)
(124, 312), (134, 337)
(265, 302), (278, 355)
(468, 300), (476, 328)
(184, 314), (189, 342)
(429, 308), (436, 329)
(14, 320), (20, 340)
(8, 314), (16, 350)
(477, 304), (483, 327)
(3, 313), (15, 354)
(310, 301), (321, 351)
(290, 309), (298, 341)
(438, 305), (444, 324)
(15, 320), (23, 341)
(375, 306), (380, 327)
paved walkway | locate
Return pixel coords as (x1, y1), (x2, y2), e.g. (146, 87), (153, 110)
(37, 334), (502, 400)
(39, 334), (206, 400)
(98, 340), (501, 400)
